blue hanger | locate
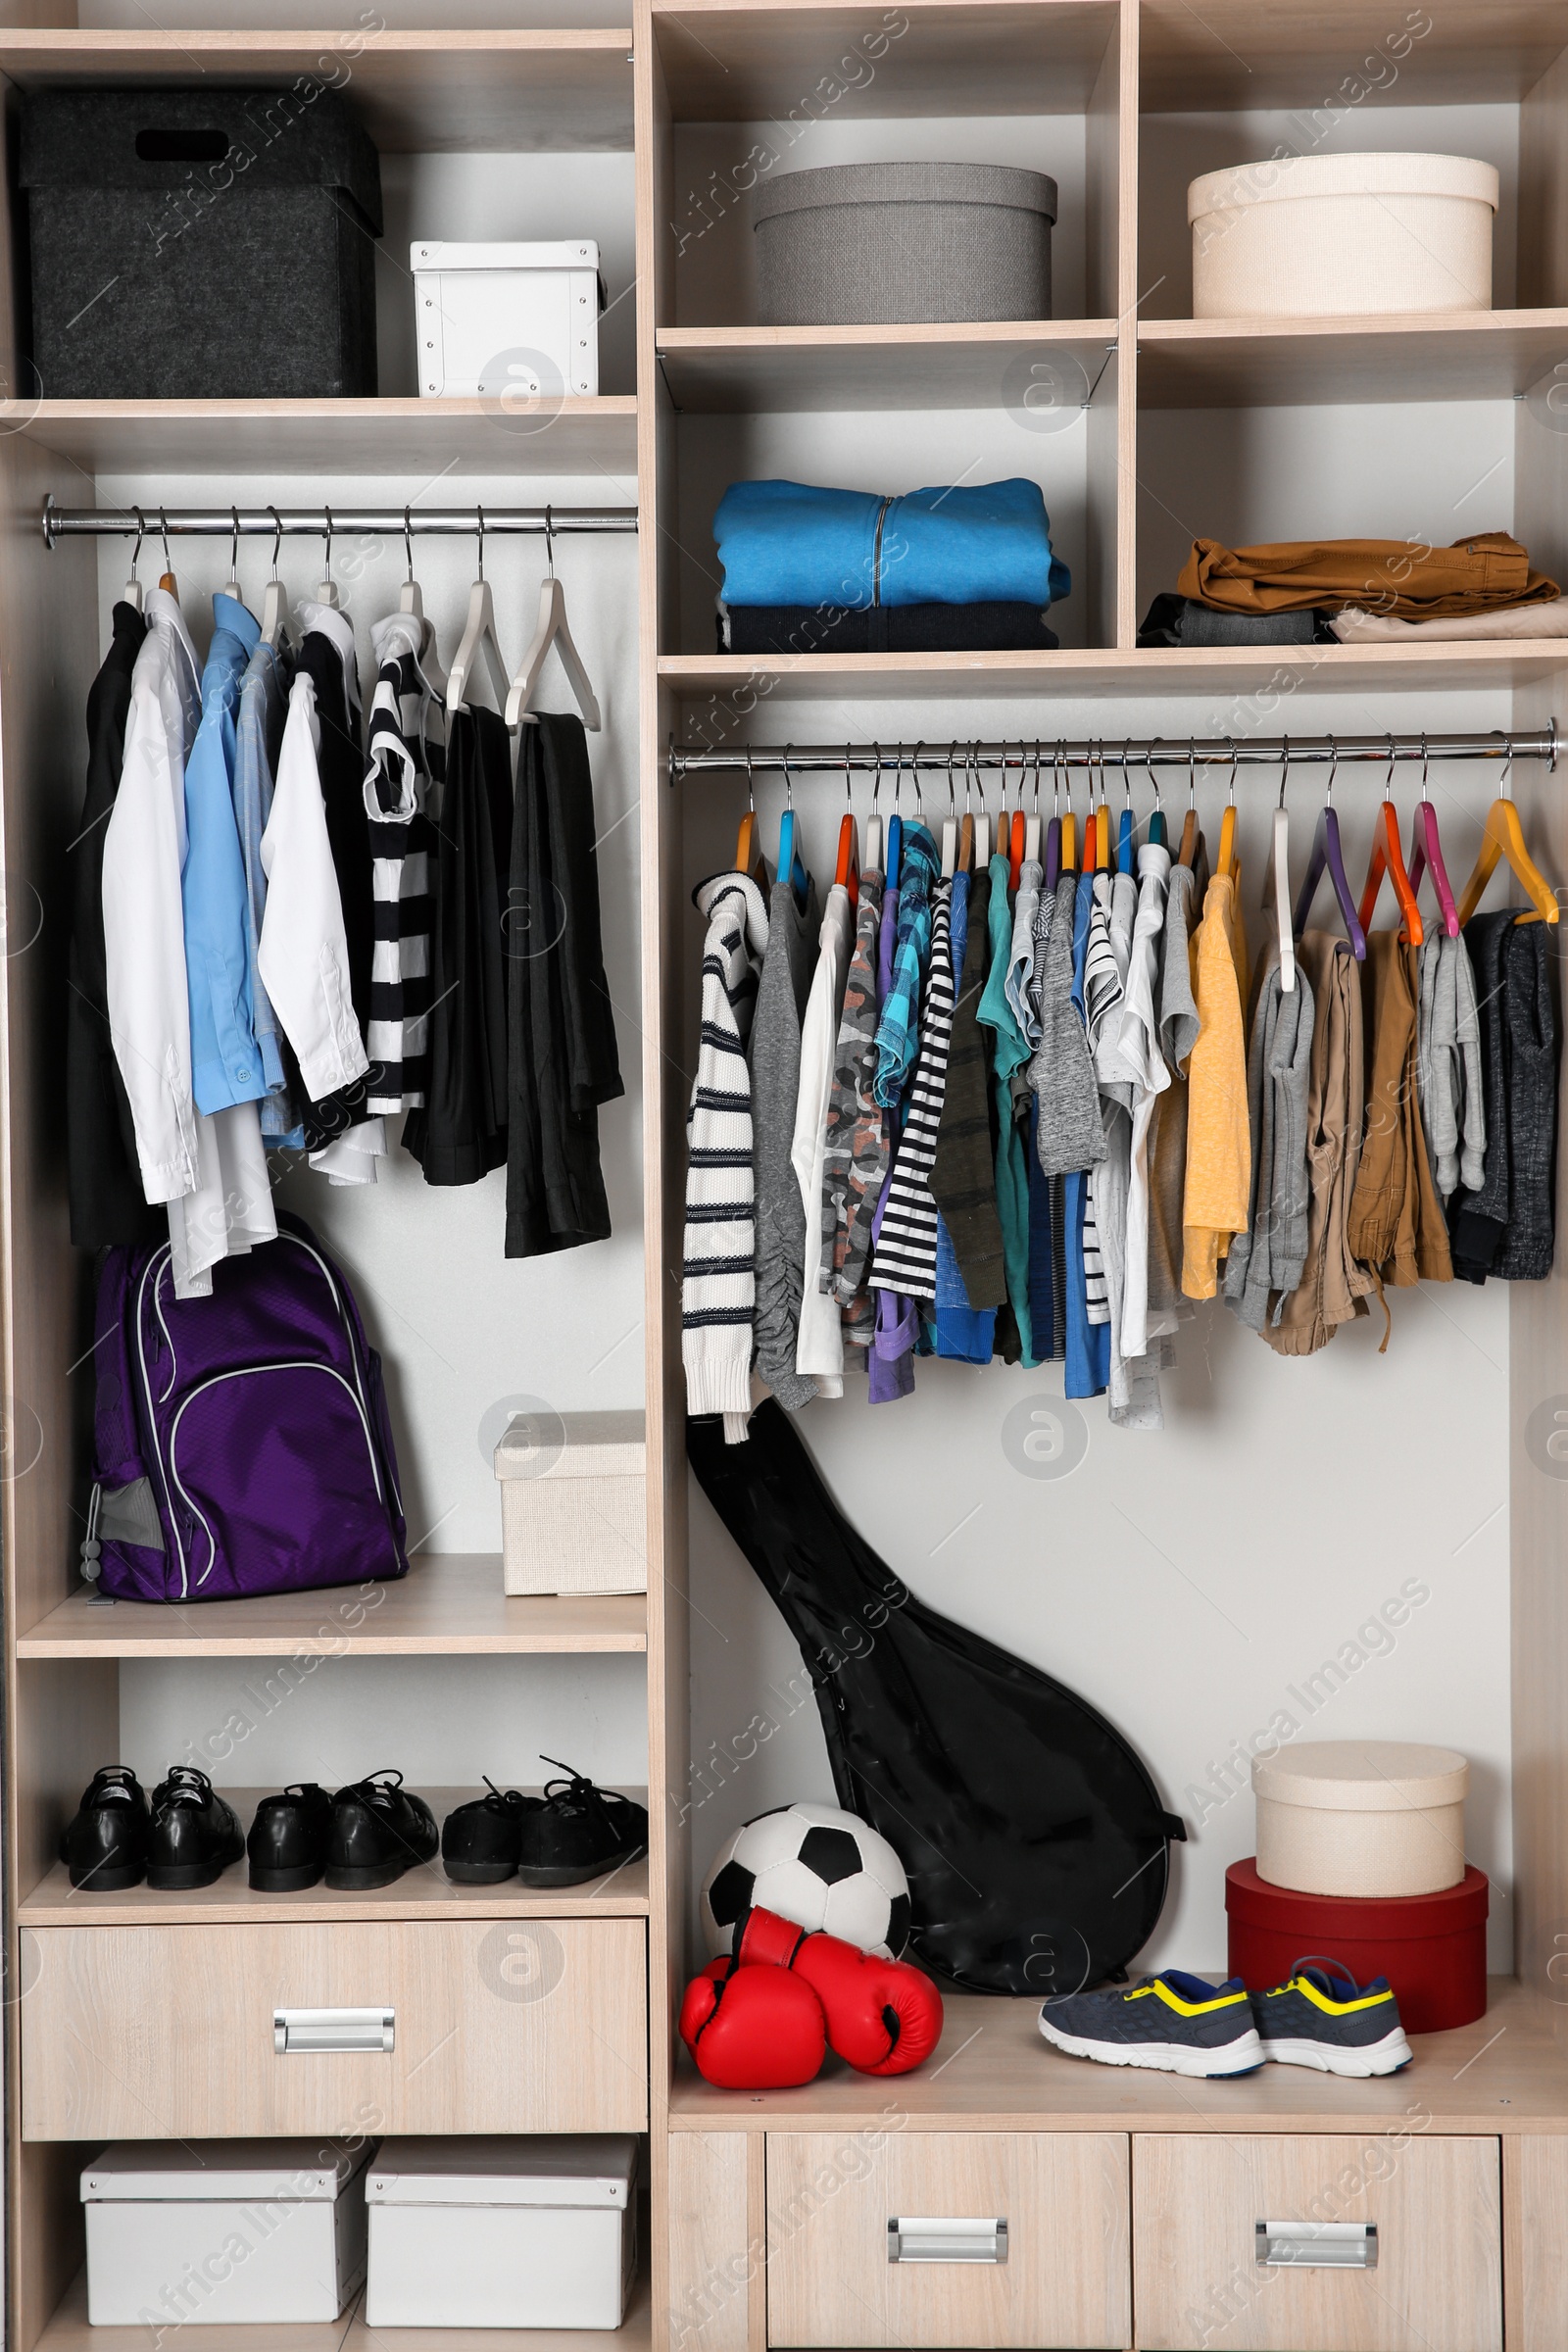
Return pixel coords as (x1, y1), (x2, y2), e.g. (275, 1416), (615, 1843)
(1117, 739), (1136, 874)
(1149, 740), (1167, 849)
(882, 744), (903, 893)
(776, 745), (809, 911)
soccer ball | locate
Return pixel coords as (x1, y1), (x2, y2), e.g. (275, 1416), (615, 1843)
(701, 1801), (910, 1958)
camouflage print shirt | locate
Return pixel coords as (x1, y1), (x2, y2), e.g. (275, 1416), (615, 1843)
(820, 869), (886, 1326)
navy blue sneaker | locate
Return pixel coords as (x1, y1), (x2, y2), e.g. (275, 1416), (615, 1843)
(1039, 1971), (1264, 2078)
(1250, 1958), (1413, 2076)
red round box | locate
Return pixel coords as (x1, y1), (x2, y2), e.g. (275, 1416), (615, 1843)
(1225, 1858), (1489, 2034)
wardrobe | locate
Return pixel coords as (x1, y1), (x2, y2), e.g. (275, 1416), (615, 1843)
(0, 7), (1567, 2352)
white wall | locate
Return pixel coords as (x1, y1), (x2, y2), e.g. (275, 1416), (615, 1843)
(97, 462), (648, 1793)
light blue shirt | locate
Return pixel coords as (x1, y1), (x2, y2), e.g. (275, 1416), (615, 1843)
(183, 594), (267, 1116)
(233, 636), (304, 1145)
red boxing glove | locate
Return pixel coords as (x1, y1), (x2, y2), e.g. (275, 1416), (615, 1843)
(735, 1907), (944, 2077)
(679, 1955), (826, 2089)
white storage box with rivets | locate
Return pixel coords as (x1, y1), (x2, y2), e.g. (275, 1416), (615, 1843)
(365, 2136), (638, 2329)
(1252, 1740), (1469, 1898)
(81, 2140), (370, 2327)
(495, 1407), (647, 1595)
(412, 240), (602, 397)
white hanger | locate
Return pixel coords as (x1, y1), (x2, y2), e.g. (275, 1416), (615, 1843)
(1265, 745), (1296, 994)
(940, 744), (956, 878)
(505, 508), (602, 732)
(122, 510), (144, 613)
(974, 750), (992, 868)
(222, 506), (243, 604)
(398, 507), (423, 620)
(261, 509), (293, 651)
(864, 759), (883, 871)
(316, 506), (340, 610)
(447, 507), (511, 716)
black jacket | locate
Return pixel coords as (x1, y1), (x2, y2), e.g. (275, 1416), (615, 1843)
(68, 600), (162, 1250)
(403, 703), (511, 1185)
(506, 711), (622, 1255)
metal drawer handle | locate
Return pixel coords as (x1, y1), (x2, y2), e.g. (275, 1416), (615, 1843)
(888, 2217), (1007, 2265)
(1256, 2221), (1377, 2271)
(273, 2006), (395, 2055)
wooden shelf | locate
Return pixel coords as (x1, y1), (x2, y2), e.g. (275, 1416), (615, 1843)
(1138, 0), (1568, 110)
(652, 0), (1118, 120)
(35, 2261), (653, 2352)
(17, 1556), (647, 1659)
(21, 1789), (650, 1925)
(0, 32), (635, 152)
(671, 1975), (1568, 2132)
(662, 641), (1568, 701)
(657, 321), (1116, 413)
(18, 399), (638, 479)
(1139, 312), (1568, 409)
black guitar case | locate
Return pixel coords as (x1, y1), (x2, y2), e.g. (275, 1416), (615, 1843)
(688, 1400), (1185, 1997)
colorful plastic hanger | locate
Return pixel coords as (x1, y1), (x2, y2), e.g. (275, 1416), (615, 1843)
(1044, 745), (1062, 890)
(1216, 740), (1239, 880)
(1025, 741), (1043, 864)
(1404, 736), (1459, 940)
(884, 746), (903, 895)
(735, 747), (768, 885)
(1177, 741), (1199, 869)
(1456, 742), (1559, 927)
(1117, 741), (1136, 874)
(834, 763), (860, 912)
(1292, 739), (1366, 958)
(776, 746), (809, 911)
(1356, 744), (1424, 946)
(1148, 741), (1167, 850)
(1263, 752), (1296, 994)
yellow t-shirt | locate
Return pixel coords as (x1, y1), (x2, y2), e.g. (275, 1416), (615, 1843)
(1181, 870), (1252, 1298)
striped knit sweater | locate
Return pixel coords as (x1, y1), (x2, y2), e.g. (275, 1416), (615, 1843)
(362, 610), (444, 1115)
(870, 878), (954, 1301)
(684, 871), (769, 1442)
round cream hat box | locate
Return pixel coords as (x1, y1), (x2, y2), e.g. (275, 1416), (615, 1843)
(1251, 1740), (1468, 1898)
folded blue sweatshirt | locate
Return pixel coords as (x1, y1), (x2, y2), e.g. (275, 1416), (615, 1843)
(713, 477), (1071, 612)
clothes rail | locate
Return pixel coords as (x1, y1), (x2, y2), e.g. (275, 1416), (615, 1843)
(669, 726), (1558, 781)
(40, 498), (638, 546)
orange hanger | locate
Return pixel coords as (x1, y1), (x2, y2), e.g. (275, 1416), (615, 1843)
(1082, 810), (1097, 872)
(1008, 807), (1025, 890)
(1357, 750), (1423, 944)
(834, 759), (860, 911)
(1177, 739), (1199, 868)
(1456, 744), (1559, 927)
(735, 748), (767, 884)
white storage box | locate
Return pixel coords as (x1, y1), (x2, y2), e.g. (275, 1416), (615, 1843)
(1189, 151), (1497, 318)
(1252, 1740), (1469, 1898)
(496, 1407), (646, 1596)
(81, 2139), (370, 2328)
(412, 240), (602, 398)
(365, 2135), (639, 2329)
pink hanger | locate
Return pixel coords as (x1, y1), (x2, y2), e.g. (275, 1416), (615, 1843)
(1403, 732), (1460, 940)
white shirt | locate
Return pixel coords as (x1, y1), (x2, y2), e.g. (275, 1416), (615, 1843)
(103, 589), (201, 1203)
(259, 671), (370, 1103)
(1116, 843), (1173, 1356)
(793, 883), (855, 1391)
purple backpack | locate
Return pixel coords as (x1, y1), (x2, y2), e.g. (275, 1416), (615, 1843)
(84, 1214), (409, 1603)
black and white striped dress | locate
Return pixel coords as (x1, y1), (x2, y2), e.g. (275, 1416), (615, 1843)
(362, 612), (443, 1115)
(870, 877), (954, 1302)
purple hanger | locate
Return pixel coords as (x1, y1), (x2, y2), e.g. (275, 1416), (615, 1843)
(1291, 741), (1366, 959)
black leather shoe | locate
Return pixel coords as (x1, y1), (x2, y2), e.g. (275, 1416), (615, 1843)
(517, 1760), (649, 1887)
(60, 1766), (150, 1891)
(147, 1766), (245, 1890)
(248, 1784), (332, 1891)
(441, 1781), (542, 1884)
(327, 1772), (439, 1890)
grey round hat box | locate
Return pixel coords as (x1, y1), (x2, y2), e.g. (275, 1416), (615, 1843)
(754, 161), (1056, 325)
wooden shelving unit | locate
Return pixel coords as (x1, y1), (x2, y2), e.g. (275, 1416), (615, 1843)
(655, 321), (1117, 412)
(17, 400), (639, 478)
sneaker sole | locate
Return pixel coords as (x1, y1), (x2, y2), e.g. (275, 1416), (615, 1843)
(249, 1864), (325, 1892)
(517, 1841), (646, 1888)
(1260, 2030), (1413, 2076)
(1040, 2015), (1266, 2078)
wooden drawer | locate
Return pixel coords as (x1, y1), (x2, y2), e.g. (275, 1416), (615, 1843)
(1133, 2132), (1500, 2352)
(21, 1919), (647, 2139)
(765, 2130), (1129, 2348)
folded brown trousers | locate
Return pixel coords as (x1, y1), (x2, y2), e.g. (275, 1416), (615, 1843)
(1176, 531), (1559, 622)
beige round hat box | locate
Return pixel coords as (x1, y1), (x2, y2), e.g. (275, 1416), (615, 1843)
(1189, 151), (1498, 318)
(1251, 1740), (1468, 1898)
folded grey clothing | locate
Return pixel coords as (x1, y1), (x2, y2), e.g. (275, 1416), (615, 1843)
(1138, 594), (1336, 649)
(718, 600), (1058, 655)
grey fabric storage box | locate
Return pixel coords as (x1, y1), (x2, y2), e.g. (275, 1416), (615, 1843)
(20, 86), (381, 398)
(754, 161), (1055, 325)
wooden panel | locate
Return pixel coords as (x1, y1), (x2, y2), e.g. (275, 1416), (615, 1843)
(38, 2271), (359, 2352)
(671, 1979), (1568, 2131)
(1132, 2132), (1500, 2352)
(1085, 340), (1123, 651)
(20, 1789), (649, 1926)
(1139, 0), (1568, 111)
(1142, 313), (1568, 409)
(0, 33), (636, 152)
(19, 400), (639, 479)
(652, 0), (1120, 122)
(667, 2133), (755, 2352)
(1504, 2135), (1568, 2351)
(655, 324), (1116, 414)
(18, 1555), (647, 1655)
(21, 1917), (648, 2139)
(1521, 43), (1568, 308)
(765, 2129), (1129, 2349)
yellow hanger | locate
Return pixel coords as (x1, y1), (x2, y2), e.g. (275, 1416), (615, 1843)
(1455, 745), (1559, 927)
(1060, 756), (1077, 871)
(1216, 738), (1239, 879)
